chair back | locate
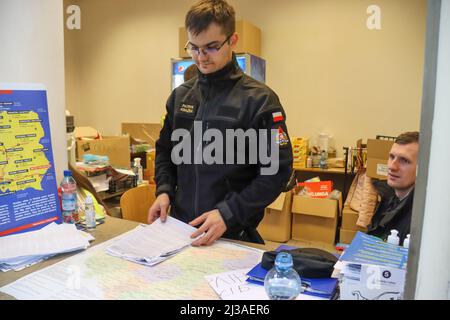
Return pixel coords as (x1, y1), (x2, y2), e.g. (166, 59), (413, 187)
(120, 184), (156, 224)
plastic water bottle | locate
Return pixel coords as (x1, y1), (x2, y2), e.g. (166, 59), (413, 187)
(133, 157), (143, 185)
(306, 154), (313, 168)
(84, 195), (96, 231)
(61, 170), (77, 223)
(264, 252), (302, 300)
(320, 150), (328, 169)
(387, 229), (400, 246)
(403, 234), (410, 249)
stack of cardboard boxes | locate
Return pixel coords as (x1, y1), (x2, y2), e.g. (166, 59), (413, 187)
(291, 137), (309, 169)
(291, 191), (341, 245)
(258, 188), (342, 245)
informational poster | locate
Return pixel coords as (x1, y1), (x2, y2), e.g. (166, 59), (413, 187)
(0, 84), (61, 236)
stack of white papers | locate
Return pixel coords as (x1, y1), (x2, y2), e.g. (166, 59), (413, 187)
(0, 223), (94, 272)
(105, 216), (200, 266)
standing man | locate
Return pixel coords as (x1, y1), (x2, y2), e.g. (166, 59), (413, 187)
(368, 131), (419, 245)
(148, 0), (293, 246)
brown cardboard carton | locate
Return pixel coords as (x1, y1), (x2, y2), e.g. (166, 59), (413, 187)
(121, 123), (162, 148)
(76, 136), (131, 168)
(258, 191), (293, 242)
(341, 205), (359, 231)
(339, 228), (357, 244)
(179, 20), (261, 58)
(291, 195), (340, 244)
(366, 139), (394, 180)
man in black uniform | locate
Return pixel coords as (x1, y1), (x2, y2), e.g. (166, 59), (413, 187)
(368, 131), (419, 245)
(148, 0), (293, 246)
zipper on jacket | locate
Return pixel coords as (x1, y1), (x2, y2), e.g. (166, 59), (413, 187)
(194, 81), (211, 217)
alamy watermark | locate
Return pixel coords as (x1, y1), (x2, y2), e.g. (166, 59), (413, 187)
(171, 121), (283, 176)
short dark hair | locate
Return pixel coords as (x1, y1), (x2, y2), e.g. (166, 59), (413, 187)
(185, 0), (235, 37)
(395, 131), (419, 145)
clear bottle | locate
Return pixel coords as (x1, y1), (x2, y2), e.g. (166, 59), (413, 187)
(84, 195), (96, 231)
(264, 252), (302, 300)
(387, 229), (400, 246)
(306, 153), (313, 168)
(133, 157), (143, 185)
(403, 234), (410, 249)
(61, 170), (77, 223)
(320, 150), (328, 169)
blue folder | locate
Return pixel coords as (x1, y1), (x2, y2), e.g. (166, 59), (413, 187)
(246, 245), (338, 299)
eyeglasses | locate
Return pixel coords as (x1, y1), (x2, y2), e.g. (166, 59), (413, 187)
(184, 34), (232, 57)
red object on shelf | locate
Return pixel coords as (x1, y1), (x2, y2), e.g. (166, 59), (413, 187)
(298, 181), (333, 198)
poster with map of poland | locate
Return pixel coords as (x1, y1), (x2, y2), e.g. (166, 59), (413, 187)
(0, 84), (61, 236)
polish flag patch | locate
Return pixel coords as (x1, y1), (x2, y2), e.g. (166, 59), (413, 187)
(272, 111), (284, 123)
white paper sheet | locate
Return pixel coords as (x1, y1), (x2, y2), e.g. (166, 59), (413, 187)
(105, 216), (201, 266)
(0, 223), (90, 261)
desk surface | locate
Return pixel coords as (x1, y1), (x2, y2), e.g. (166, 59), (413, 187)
(0, 216), (336, 300)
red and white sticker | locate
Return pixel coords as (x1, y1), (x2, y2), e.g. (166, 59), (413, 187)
(272, 111), (284, 123)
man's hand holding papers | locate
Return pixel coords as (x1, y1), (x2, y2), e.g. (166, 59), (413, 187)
(105, 216), (204, 266)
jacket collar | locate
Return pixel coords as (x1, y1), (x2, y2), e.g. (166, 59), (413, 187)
(379, 188), (415, 227)
(198, 52), (243, 85)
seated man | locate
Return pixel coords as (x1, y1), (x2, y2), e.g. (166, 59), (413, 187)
(368, 131), (419, 245)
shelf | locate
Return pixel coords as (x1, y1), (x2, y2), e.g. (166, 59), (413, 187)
(293, 167), (350, 175)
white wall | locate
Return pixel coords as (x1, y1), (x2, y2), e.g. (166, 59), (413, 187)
(0, 0), (67, 182)
(414, 0), (450, 300)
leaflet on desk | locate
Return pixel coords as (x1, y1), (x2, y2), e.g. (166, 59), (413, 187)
(104, 216), (202, 267)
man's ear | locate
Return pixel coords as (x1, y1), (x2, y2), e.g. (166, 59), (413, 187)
(230, 32), (239, 49)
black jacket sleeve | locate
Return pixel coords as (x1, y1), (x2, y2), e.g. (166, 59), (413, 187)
(216, 98), (293, 231)
(154, 91), (177, 199)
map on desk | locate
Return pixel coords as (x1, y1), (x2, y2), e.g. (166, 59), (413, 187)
(0, 229), (263, 300)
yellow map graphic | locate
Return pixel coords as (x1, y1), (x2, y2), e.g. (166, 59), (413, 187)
(0, 110), (50, 194)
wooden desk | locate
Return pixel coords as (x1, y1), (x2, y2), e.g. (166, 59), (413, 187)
(0, 216), (139, 300)
(0, 216), (337, 300)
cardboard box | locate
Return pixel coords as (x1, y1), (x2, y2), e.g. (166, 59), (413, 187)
(339, 228), (357, 244)
(366, 139), (394, 180)
(121, 123), (162, 148)
(76, 136), (131, 168)
(291, 195), (341, 244)
(258, 191), (293, 242)
(179, 20), (261, 58)
(341, 205), (359, 231)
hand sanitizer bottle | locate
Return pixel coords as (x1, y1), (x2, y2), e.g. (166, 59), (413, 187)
(84, 195), (96, 231)
(403, 234), (410, 249)
(387, 229), (400, 246)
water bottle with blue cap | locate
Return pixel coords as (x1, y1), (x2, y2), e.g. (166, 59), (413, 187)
(264, 252), (302, 300)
